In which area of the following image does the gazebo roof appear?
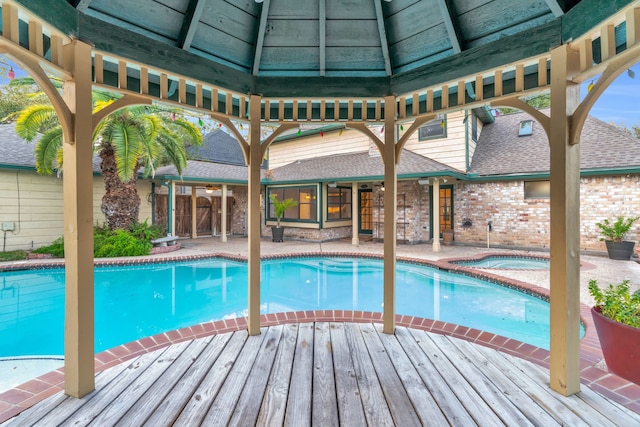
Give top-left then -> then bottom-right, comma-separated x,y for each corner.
53,0 -> 626,98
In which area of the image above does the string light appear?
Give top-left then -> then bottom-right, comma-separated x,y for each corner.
338,129 -> 343,136
171,112 -> 176,121
400,124 -> 404,131
198,118 -> 204,127
440,120 -> 445,128
217,123 -> 222,128
380,126 -> 384,133
587,81 -> 594,92
320,130 -> 324,137
628,69 -> 636,79
297,128 -> 302,136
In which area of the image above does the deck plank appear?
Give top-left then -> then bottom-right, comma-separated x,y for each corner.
3,359 -> 132,427
284,322 -> 314,426
201,329 -> 267,425
112,336 -> 212,426
473,344 -> 592,426
407,328 -> 505,426
429,333 -> 535,426
507,351 -> 640,426
394,327 -> 477,426
142,333 -> 233,427
87,341 -> 193,426
343,323 -> 394,426
172,330 -> 248,426
229,325 -> 284,426
374,325 -> 449,425
444,335 -> 561,426
34,347 -> 176,426
359,323 -> 421,426
5,322 -> 640,427
312,322 -> 339,425
329,322 -> 366,427
256,323 -> 299,426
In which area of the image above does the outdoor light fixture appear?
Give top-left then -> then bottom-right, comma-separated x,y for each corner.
0,61 -> 15,80
205,185 -> 215,194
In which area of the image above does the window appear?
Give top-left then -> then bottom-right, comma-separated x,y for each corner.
418,116 -> 447,140
268,186 -> 317,222
327,187 -> 352,220
471,114 -> 478,141
519,120 -> 533,136
524,181 -> 550,199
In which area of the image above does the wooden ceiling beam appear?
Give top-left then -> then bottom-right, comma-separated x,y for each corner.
177,0 -> 206,50
252,0 -> 271,75
374,0 -> 392,76
319,0 -> 326,76
436,0 -> 463,54
76,0 -> 93,12
544,0 -> 565,17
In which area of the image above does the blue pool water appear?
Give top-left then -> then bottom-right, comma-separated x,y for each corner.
453,256 -> 550,269
0,257 -> 568,357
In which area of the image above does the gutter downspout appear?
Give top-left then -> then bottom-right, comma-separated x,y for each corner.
465,110 -> 470,172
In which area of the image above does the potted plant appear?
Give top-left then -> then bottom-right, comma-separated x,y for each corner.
269,194 -> 298,242
596,216 -> 639,260
588,279 -> 640,384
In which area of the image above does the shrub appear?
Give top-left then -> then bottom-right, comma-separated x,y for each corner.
128,220 -> 164,242
32,237 -> 65,257
595,216 -> 639,242
94,229 -> 152,258
588,279 -> 640,328
0,250 -> 28,261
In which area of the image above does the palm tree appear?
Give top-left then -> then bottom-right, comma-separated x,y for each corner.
13,85 -> 203,230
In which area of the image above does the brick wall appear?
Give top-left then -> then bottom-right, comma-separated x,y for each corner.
454,176 -> 640,251
230,186 -> 247,236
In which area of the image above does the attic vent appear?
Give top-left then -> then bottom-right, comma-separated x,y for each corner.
519,120 -> 533,136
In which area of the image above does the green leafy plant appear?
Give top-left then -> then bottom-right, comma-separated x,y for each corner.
269,194 -> 299,227
588,279 -> 640,328
128,219 -> 164,242
94,229 -> 152,258
0,250 -> 28,261
596,216 -> 639,242
32,237 -> 65,257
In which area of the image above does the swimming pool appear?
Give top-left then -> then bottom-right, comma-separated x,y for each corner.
0,257 -> 565,357
453,256 -> 550,269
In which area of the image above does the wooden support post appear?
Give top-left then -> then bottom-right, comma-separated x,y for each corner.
432,179 -> 441,252
169,181 -> 176,237
382,95 -> 397,334
247,95 -> 262,336
62,40 -> 95,398
549,44 -> 581,396
191,186 -> 197,239
221,184 -> 228,243
352,182 -> 359,245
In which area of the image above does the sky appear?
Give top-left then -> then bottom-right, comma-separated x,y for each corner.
2,58 -> 639,131
584,64 -> 640,129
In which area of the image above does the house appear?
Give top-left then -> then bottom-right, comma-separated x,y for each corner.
3,107 -> 640,253
257,108 -> 640,251
0,125 -> 154,252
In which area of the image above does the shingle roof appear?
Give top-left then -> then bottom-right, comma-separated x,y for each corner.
187,129 -> 246,166
0,124 -> 102,172
270,149 -> 456,182
155,160 -> 248,182
469,109 -> 640,176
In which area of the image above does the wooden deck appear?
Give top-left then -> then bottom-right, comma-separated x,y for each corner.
4,322 -> 639,426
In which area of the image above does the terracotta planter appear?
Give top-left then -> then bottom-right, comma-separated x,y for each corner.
271,226 -> 284,242
591,306 -> 640,384
604,240 -> 635,260
442,229 -> 454,245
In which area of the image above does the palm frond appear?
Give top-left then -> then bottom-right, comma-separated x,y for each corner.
106,119 -> 145,182
34,127 -> 63,175
15,104 -> 59,141
168,117 -> 203,147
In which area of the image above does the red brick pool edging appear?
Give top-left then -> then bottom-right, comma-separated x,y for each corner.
0,252 -> 639,422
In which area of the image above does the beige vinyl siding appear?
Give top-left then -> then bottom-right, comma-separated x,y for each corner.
268,128 -> 370,169
0,169 -> 153,251
402,111 -> 467,171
